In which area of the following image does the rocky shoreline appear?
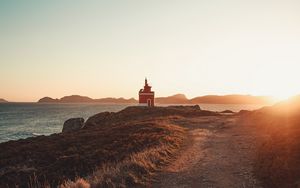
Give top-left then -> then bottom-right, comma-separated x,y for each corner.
1,99 -> 300,187
0,105 -> 218,187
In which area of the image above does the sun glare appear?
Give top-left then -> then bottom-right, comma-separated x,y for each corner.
272,91 -> 295,101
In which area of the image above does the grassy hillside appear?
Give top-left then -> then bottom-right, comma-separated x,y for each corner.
0,119 -> 185,187
0,106 -> 198,187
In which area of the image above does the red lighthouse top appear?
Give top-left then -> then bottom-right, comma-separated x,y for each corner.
139,78 -> 155,107
143,78 -> 151,92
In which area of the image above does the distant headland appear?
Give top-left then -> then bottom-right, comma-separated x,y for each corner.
38,95 -> 137,104
0,99 -> 8,103
37,94 -> 274,105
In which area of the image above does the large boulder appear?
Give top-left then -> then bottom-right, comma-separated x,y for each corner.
62,118 -> 85,132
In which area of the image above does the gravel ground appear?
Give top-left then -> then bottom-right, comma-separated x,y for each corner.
153,116 -> 263,188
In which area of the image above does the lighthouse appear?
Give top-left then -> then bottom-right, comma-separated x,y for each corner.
139,78 -> 155,107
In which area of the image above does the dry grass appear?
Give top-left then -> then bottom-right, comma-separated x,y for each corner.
0,114 -> 186,187
61,178 -> 90,188
60,123 -> 185,188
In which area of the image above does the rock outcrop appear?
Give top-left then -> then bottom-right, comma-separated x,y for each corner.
62,118 -> 85,132
85,105 -> 218,128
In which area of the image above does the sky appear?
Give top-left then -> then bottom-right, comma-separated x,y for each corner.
1,0 -> 300,102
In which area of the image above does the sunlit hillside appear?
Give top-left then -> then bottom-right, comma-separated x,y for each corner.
240,95 -> 300,188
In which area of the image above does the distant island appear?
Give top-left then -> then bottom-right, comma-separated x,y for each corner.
38,95 -> 137,104
156,94 -> 273,104
38,94 -> 274,104
189,94 -> 273,104
156,94 -> 189,104
0,99 -> 8,103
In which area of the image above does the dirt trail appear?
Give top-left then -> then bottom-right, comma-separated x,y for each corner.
153,116 -> 262,188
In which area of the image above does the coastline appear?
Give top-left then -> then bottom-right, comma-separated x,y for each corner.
0,105 -> 210,187
1,99 -> 300,187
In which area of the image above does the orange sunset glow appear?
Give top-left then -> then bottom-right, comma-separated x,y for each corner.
2,1 -> 300,188
1,1 -> 300,102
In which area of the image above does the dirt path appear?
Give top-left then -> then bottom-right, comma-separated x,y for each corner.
153,116 -> 262,188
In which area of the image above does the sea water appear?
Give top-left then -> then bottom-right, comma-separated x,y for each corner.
0,103 -> 130,143
0,103 -> 266,143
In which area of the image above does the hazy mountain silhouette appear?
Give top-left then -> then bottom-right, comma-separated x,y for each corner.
156,94 -> 189,104
94,97 -> 137,103
255,95 -> 300,116
190,95 -> 273,104
156,94 -> 273,104
38,94 -> 273,104
0,98 -> 8,103
38,95 -> 137,104
38,97 -> 59,103
60,95 -> 94,103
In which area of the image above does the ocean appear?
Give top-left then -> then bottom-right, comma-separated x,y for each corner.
0,103 -> 266,143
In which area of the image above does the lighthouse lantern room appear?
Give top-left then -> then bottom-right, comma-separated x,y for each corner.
139,78 -> 155,107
